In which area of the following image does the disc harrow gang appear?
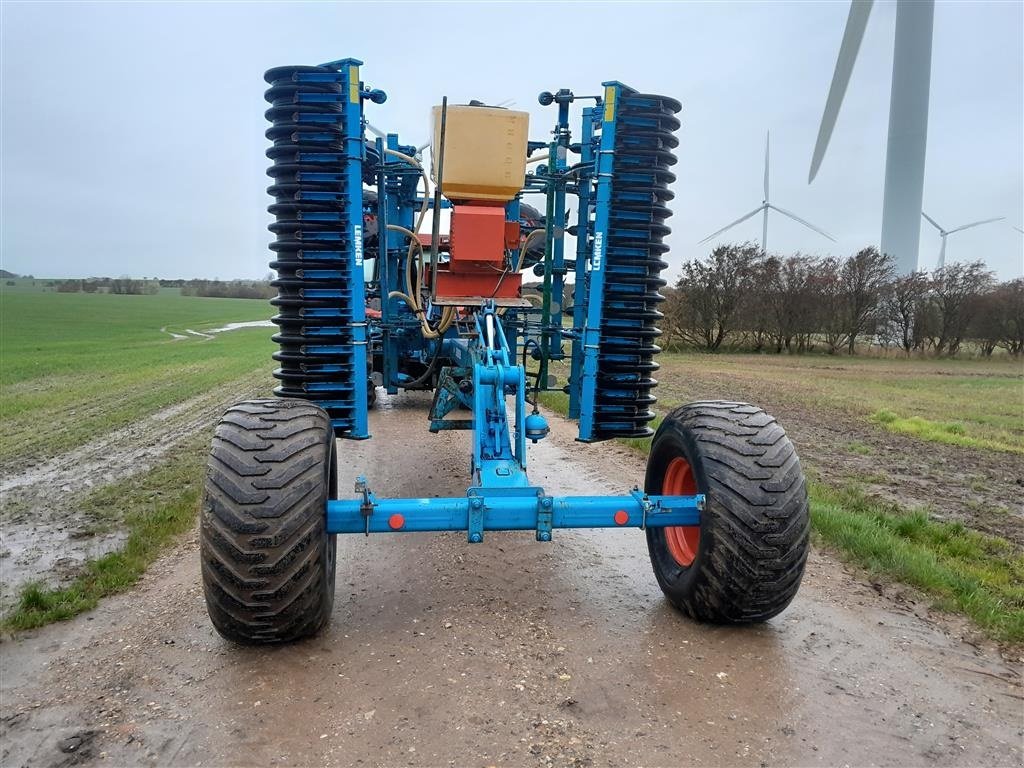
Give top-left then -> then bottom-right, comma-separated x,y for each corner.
592,93 -> 682,440
265,65 -> 362,434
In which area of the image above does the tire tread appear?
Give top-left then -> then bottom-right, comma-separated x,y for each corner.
200,399 -> 335,644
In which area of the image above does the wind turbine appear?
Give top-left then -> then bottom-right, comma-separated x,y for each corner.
699,132 -> 835,254
809,0 -> 935,275
921,212 -> 1005,269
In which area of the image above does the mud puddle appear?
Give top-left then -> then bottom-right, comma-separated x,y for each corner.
1,391 -> 1020,767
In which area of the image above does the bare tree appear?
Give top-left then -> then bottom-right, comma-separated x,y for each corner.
659,285 -> 687,350
674,243 -> 760,351
972,279 -> 1024,357
840,247 -> 894,354
930,261 -> 995,355
814,257 -> 848,354
995,279 -> 1024,357
768,254 -> 819,353
885,271 -> 930,355
739,256 -> 777,352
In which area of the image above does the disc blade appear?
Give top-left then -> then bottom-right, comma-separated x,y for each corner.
769,204 -> 837,241
809,0 -> 874,183
697,206 -> 765,244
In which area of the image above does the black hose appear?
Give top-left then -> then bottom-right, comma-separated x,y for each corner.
401,338 -> 445,390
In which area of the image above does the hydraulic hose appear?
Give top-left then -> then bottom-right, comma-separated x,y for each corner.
385,224 -> 454,339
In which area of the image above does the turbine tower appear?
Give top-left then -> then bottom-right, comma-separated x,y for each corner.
810,0 -> 935,275
921,212 -> 1005,269
700,132 -> 835,254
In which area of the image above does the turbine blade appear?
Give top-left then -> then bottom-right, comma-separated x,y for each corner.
809,0 -> 874,183
764,131 -> 770,202
697,206 -> 765,244
1012,225 -> 1024,235
768,204 -> 837,241
938,236 -> 946,268
948,216 -> 1005,234
921,211 -> 944,232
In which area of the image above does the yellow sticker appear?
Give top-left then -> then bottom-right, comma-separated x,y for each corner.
349,64 -> 360,103
603,86 -> 616,123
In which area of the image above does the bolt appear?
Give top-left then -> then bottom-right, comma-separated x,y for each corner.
470,497 -> 483,509
541,497 -> 553,509
469,533 -> 482,543
538,532 -> 551,542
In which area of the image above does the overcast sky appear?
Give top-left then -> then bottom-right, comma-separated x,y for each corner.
2,1 -> 1021,281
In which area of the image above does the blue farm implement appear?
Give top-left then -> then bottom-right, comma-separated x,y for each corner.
199,59 -> 811,644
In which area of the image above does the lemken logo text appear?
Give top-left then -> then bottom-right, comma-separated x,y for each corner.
592,231 -> 604,272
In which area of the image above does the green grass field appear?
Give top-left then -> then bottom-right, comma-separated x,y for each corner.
650,353 -> 1024,454
1,282 -> 274,466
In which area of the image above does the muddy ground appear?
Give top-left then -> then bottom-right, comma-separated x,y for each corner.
1,392 -> 1022,767
0,374 -> 268,611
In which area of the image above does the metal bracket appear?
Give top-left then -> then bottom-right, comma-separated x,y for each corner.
467,490 -> 485,543
630,487 -> 651,530
355,475 -> 376,536
536,492 -> 553,542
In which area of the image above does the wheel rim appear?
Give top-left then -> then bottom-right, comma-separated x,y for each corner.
663,456 -> 700,567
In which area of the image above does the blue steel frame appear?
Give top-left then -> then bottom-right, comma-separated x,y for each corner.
576,81 -> 631,442
311,58 -> 370,438
307,63 -> 701,542
325,301 -> 702,542
568,105 -> 596,421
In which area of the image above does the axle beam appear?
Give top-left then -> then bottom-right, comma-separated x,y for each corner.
327,491 -> 704,540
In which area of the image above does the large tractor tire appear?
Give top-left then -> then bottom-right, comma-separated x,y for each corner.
200,399 -> 337,644
645,401 -> 809,623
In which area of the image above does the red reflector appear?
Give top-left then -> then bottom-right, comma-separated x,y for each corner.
614,510 -> 629,526
388,514 -> 405,530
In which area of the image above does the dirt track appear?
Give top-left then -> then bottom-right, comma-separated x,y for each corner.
1,392 -> 1022,767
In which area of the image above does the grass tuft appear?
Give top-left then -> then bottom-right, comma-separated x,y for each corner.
869,410 -> 1020,454
810,481 -> 1024,642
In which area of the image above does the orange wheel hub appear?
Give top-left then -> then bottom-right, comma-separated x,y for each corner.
663,456 -> 700,567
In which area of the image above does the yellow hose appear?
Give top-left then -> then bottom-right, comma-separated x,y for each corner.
386,224 -> 454,338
